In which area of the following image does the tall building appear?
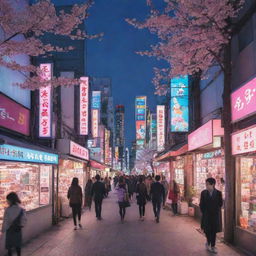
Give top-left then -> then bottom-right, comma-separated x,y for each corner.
115,105 -> 125,169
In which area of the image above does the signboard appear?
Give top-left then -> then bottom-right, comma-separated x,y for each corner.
104,129 -> 111,165
231,76 -> 256,122
92,91 -> 101,109
80,77 -> 89,135
135,96 -> 146,121
89,147 -> 102,162
70,141 -> 89,161
92,109 -> 99,138
39,63 -> 52,137
170,76 -> 189,132
157,105 -> 165,151
0,94 -> 30,135
0,144 -> 58,164
136,121 -> 146,140
188,120 -> 213,151
40,166 -> 50,205
232,125 -> 256,155
150,113 -> 157,140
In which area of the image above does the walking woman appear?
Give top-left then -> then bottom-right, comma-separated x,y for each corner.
115,177 -> 129,223
136,176 -> 148,221
84,179 -> 93,210
1,192 -> 27,256
67,177 -> 83,230
168,180 -> 180,216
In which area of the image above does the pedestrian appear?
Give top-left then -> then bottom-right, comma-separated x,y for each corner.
150,175 -> 165,223
67,177 -> 83,230
115,176 -> 129,223
145,175 -> 153,200
84,179 -> 93,210
200,178 -> 223,254
161,176 -> 169,209
1,192 -> 27,256
104,177 -> 110,197
136,176 -> 148,221
91,174 -> 106,220
168,180 -> 180,216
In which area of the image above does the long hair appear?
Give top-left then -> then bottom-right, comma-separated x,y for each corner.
7,192 -> 21,206
71,177 -> 79,186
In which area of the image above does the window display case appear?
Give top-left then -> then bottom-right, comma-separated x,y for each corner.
193,150 -> 225,205
237,157 -> 256,233
0,162 -> 52,227
174,157 -> 185,197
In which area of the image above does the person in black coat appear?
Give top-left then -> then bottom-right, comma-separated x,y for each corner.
136,176 -> 148,221
200,177 -> 223,254
150,175 -> 165,223
91,174 -> 106,220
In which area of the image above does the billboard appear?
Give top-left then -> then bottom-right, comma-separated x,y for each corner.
104,129 -> 111,165
0,93 -> 30,136
39,63 -> 52,138
135,96 -> 146,121
170,76 -> 189,132
136,121 -> 146,140
92,91 -> 101,109
157,105 -> 165,151
92,109 -> 99,138
231,76 -> 256,122
150,113 -> 157,140
80,77 -> 89,135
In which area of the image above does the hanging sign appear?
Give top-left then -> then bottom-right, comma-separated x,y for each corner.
80,77 -> 89,135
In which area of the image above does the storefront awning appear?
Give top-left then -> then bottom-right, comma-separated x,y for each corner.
90,160 -> 108,170
155,143 -> 188,162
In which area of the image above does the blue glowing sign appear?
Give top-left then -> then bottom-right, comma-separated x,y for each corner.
170,76 -> 189,132
0,144 -> 58,164
92,91 -> 101,109
136,96 -> 146,121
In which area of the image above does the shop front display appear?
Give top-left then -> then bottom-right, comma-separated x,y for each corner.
58,159 -> 86,217
192,149 -> 225,205
173,157 -> 185,197
0,143 -> 58,228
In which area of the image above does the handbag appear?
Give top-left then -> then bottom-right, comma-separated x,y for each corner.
123,200 -> 131,208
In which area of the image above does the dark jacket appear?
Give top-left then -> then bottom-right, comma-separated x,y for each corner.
67,185 -> 83,206
150,182 -> 165,202
200,189 -> 223,233
136,182 -> 148,205
91,181 -> 106,201
85,181 -> 93,197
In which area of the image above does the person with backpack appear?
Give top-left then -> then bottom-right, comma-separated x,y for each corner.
136,176 -> 148,221
1,192 -> 27,256
67,177 -> 83,230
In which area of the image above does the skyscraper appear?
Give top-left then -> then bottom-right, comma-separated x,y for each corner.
115,105 -> 125,169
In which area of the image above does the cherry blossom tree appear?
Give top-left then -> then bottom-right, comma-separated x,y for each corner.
127,0 -> 247,243
0,0 -> 101,89
135,148 -> 157,174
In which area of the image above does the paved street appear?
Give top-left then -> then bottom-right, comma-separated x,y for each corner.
20,192 -> 245,256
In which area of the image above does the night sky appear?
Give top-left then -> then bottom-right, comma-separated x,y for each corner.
53,0 -> 166,148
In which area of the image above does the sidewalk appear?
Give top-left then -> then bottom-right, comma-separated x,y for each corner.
17,193 -> 246,256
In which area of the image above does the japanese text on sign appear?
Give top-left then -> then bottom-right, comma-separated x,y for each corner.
39,63 -> 52,137
157,105 -> 165,151
80,77 -> 89,135
231,77 -> 256,122
232,125 -> 256,155
92,109 -> 99,138
70,141 -> 89,161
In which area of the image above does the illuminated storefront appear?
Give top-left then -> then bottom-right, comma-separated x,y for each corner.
0,144 -> 58,228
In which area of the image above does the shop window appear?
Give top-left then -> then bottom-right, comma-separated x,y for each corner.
192,150 -> 225,205
237,157 -> 256,233
0,162 -> 52,227
238,19 -> 253,52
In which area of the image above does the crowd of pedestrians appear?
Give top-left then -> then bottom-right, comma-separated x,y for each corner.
0,173 -> 223,255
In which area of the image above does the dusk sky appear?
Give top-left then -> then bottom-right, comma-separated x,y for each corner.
53,0 -> 166,148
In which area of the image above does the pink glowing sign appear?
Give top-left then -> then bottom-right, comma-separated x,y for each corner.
0,94 -> 30,136
231,77 -> 256,122
188,120 -> 213,151
80,77 -> 89,135
92,109 -> 99,138
39,63 -> 52,137
232,125 -> 256,155
70,141 -> 89,161
157,105 -> 165,151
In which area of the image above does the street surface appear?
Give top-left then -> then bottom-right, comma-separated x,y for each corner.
21,192 -> 245,256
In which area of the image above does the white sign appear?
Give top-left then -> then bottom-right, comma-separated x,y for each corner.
70,141 -> 89,161
80,77 -> 89,135
232,125 -> 256,155
157,105 -> 165,151
92,109 -> 99,138
39,63 -> 52,137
